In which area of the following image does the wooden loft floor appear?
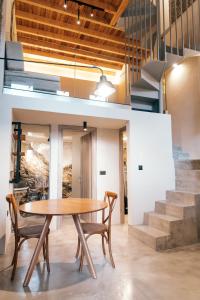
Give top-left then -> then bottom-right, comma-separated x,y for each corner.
14,0 -> 146,74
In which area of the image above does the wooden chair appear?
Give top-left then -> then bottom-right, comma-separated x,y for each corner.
76,191 -> 118,271
6,194 -> 50,280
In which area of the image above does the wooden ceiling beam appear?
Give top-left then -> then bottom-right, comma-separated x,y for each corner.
16,0 -> 122,31
110,0 -> 129,26
19,36 -> 125,64
17,25 -> 146,58
16,25 -> 126,56
23,48 -> 123,70
15,10 -> 126,46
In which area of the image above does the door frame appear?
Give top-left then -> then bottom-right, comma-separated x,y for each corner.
58,125 -> 97,201
119,126 -> 127,224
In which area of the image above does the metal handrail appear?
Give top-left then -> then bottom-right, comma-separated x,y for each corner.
126,0 -> 200,86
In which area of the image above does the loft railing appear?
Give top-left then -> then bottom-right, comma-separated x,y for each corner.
126,0 -> 200,85
1,56 -> 130,107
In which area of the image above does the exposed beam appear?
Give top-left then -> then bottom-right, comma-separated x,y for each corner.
110,0 -> 129,26
15,10 -> 126,46
16,25 -> 126,56
19,36 -> 125,64
23,48 -> 122,70
17,0 -> 121,31
17,25 -> 146,59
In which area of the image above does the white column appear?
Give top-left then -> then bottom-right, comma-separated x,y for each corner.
0,103 -> 12,254
49,124 -> 61,230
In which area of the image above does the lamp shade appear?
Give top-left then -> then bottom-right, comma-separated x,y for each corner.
94,75 -> 116,98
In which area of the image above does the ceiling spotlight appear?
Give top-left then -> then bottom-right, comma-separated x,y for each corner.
77,6 -> 80,25
83,121 -> 88,132
63,0 -> 67,9
90,9 -> 94,17
94,75 -> 116,98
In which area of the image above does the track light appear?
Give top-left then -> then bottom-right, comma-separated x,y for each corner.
77,6 -> 80,25
83,121 -> 88,132
63,0 -> 67,9
90,9 -> 94,17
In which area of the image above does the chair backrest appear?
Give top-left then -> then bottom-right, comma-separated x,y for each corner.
6,194 -> 19,235
5,41 -> 24,71
102,191 -> 118,230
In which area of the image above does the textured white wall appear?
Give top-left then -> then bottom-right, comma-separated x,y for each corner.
0,92 -> 175,252
127,112 -> 175,225
96,128 -> 120,224
0,103 -> 12,253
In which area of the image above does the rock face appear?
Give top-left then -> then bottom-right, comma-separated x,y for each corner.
62,164 -> 72,198
14,146 -> 49,204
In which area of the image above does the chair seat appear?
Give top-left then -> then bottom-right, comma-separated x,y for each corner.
19,224 -> 44,237
81,223 -> 107,235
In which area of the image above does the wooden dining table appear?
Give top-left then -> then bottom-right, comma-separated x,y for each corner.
19,198 -> 107,287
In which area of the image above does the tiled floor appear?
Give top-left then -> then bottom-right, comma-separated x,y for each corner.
0,217 -> 200,300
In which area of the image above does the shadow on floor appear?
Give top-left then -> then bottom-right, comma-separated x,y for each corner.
0,261 -> 105,293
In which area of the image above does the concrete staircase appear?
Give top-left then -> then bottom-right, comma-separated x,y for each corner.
130,159 -> 200,250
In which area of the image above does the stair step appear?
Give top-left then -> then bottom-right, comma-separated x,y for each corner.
175,160 -> 200,170
176,169 -> 200,180
144,212 -> 198,247
176,180 -> 200,193
166,190 -> 200,205
144,212 -> 183,233
155,200 -> 196,219
129,225 -> 169,250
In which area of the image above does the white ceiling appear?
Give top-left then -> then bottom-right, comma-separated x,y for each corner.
13,109 -> 127,129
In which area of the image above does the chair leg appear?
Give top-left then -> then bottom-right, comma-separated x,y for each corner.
11,237 -> 19,280
43,242 -> 46,261
102,234 -> 106,256
108,233 -> 115,268
75,237 -> 81,259
45,235 -> 50,273
79,247 -> 84,272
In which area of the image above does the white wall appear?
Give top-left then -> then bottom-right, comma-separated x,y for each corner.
96,128 -> 120,224
0,92 -> 175,253
0,103 -> 12,253
127,112 -> 175,225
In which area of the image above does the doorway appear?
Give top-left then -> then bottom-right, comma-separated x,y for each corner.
119,127 -> 128,224
62,127 -> 94,200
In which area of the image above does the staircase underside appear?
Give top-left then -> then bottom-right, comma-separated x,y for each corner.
131,51 -> 185,112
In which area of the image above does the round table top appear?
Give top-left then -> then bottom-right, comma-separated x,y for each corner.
19,198 -> 107,216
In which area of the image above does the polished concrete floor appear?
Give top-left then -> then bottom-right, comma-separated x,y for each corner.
0,217 -> 200,300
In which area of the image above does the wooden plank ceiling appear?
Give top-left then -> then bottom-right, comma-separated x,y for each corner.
15,0 -> 139,73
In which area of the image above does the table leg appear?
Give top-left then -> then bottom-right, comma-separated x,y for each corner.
72,214 -> 97,279
23,215 -> 52,287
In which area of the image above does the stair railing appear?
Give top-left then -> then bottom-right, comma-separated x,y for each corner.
126,0 -> 200,85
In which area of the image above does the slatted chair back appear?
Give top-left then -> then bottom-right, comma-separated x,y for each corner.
6,194 -> 19,235
102,191 -> 118,231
